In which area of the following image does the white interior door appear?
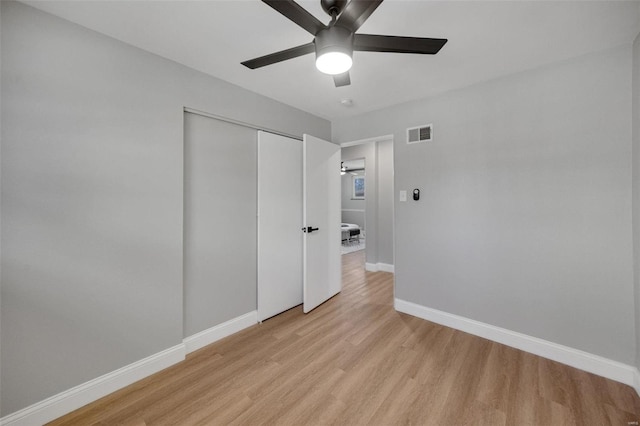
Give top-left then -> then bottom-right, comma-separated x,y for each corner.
303,134 -> 341,313
257,131 -> 303,322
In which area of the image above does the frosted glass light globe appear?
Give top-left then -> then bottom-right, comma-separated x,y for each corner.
315,51 -> 352,75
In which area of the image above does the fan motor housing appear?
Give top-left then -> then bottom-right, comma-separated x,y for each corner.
321,0 -> 348,17
315,26 -> 354,58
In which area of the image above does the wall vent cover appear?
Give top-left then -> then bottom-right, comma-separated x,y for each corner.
407,124 -> 432,144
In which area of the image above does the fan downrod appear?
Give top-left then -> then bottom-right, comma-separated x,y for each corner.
321,0 -> 347,18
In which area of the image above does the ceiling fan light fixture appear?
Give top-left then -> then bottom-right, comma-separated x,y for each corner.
314,26 -> 353,75
242,0 -> 448,88
316,51 -> 352,75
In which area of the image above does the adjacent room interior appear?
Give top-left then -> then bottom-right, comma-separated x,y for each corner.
2,0 -> 640,424
340,158 -> 366,255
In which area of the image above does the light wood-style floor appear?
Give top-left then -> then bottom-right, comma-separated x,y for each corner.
50,250 -> 640,425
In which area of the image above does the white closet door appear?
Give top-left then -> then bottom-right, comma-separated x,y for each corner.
257,131 -> 302,321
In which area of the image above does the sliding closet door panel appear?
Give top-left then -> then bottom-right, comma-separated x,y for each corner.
184,112 -> 257,337
257,131 -> 302,322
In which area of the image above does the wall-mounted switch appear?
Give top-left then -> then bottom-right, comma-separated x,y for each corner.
399,190 -> 407,202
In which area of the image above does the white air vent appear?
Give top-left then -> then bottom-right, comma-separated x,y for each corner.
407,124 -> 432,144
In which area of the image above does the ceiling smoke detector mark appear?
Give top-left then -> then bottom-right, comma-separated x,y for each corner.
340,98 -> 354,107
407,124 -> 432,144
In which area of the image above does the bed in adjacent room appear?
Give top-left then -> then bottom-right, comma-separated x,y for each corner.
341,223 -> 361,244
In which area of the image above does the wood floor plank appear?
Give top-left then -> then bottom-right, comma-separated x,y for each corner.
49,250 -> 640,425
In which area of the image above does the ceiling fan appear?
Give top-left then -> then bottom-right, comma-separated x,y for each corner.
341,162 -> 364,175
241,0 -> 448,87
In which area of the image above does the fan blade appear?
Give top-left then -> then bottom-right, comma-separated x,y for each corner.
333,72 -> 351,87
242,42 -> 315,69
335,0 -> 383,33
354,34 -> 447,54
263,0 -> 325,36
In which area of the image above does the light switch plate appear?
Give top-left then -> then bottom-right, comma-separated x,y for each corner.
399,190 -> 407,202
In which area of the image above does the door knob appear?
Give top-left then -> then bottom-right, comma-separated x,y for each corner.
302,226 -> 319,233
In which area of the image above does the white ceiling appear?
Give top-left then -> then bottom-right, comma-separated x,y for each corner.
24,0 -> 640,121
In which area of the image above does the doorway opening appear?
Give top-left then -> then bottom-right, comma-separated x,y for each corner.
340,136 -> 394,274
341,158 -> 366,255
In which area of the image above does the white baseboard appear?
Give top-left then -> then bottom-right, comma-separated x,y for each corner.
377,263 -> 394,273
0,344 -> 186,426
183,311 -> 258,354
394,298 -> 638,389
1,310 -> 259,426
365,262 -> 394,273
634,368 -> 640,397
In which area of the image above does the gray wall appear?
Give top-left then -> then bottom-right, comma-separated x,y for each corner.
183,113 -> 257,337
333,46 -> 635,364
376,140 -> 394,266
341,210 -> 365,232
0,2 -> 3,417
0,1 -> 329,416
633,30 -> 640,370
